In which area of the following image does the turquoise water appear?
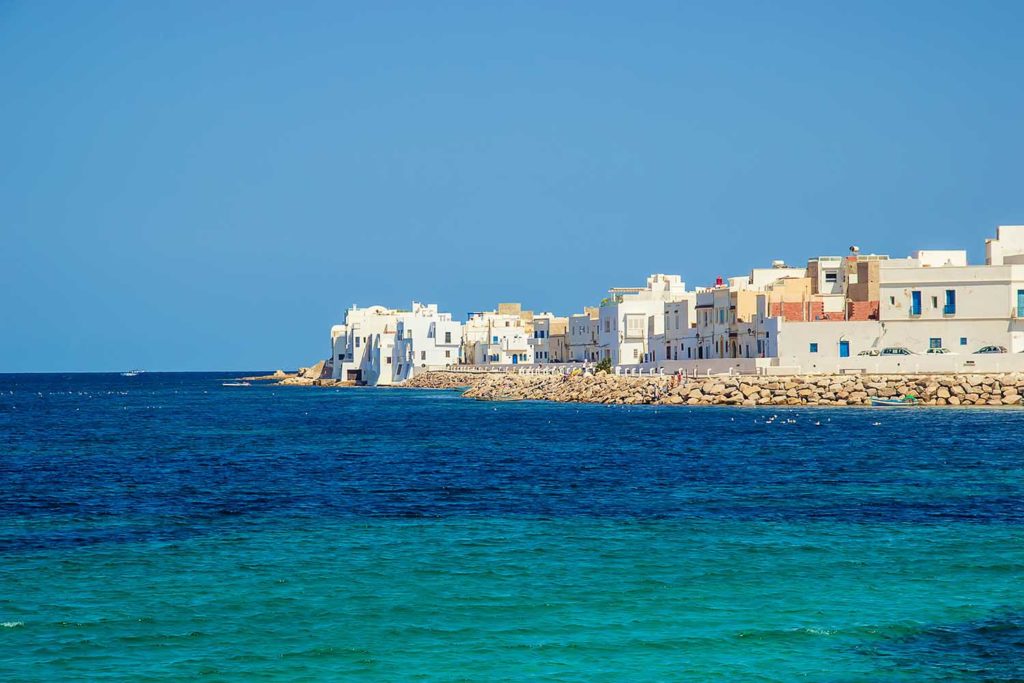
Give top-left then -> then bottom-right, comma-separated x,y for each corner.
2,373 -> 1023,680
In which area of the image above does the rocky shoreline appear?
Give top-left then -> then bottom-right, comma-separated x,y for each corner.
402,371 -> 488,390
405,370 -> 1024,407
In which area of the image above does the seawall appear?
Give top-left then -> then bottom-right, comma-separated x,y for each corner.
406,370 -> 1024,407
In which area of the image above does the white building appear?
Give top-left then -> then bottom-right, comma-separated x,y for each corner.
568,308 -> 599,362
331,305 -> 398,385
331,302 -> 461,385
463,310 -> 535,365
392,305 -> 463,382
598,274 -> 691,365
877,244 -> 1024,353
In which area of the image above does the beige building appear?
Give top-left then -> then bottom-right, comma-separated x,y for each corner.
530,313 -> 569,363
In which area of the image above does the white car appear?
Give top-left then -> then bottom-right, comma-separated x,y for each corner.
926,348 -> 953,354
974,345 -> 1007,354
880,346 -> 915,356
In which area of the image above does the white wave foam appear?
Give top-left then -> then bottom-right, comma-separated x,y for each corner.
1,621 -> 24,628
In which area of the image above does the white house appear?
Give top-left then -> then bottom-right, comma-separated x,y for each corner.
463,310 -> 535,365
392,304 -> 463,382
877,246 -> 1024,353
568,308 -> 599,362
332,302 -> 461,385
331,305 -> 399,385
598,274 -> 692,365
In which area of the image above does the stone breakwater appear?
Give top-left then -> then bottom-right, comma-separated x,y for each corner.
403,371 -> 486,390
409,370 -> 1024,407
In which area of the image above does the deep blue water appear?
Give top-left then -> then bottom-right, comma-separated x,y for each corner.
1,372 -> 1023,680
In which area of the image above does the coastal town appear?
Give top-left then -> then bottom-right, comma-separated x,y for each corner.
317,224 -> 1024,391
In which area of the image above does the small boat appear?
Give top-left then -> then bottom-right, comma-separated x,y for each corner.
222,382 -> 251,387
871,395 -> 920,407
121,369 -> 145,377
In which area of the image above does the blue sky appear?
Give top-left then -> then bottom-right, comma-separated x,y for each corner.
2,1 -> 1022,372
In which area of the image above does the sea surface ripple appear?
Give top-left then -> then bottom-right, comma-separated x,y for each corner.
1,372 -> 1022,681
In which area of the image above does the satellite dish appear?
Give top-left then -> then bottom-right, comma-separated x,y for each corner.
849,245 -> 860,253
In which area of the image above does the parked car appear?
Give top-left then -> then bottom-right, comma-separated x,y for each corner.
880,346 -> 914,356
857,349 -> 879,356
926,348 -> 953,354
974,345 -> 1007,354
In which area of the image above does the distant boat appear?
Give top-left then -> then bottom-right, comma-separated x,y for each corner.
222,382 -> 251,387
871,396 -> 920,407
121,370 -> 145,377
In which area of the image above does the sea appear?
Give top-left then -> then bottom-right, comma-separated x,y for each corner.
1,372 -> 1023,681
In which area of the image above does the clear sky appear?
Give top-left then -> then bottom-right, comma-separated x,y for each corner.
2,1 -> 1022,372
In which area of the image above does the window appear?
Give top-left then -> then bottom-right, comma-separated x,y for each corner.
445,350 -> 451,358
889,296 -> 895,305
633,348 -> 639,359
337,353 -> 344,360
445,331 -> 451,343
385,356 -> 391,364
355,337 -> 361,347
911,291 -> 922,316
944,290 -> 956,315
960,337 -> 968,346
825,272 -> 838,283
809,343 -> 819,353
420,351 -> 426,360
492,336 -> 498,343
718,309 -> 725,324
1018,290 -> 1024,318
929,338 -> 942,349
931,296 -> 938,309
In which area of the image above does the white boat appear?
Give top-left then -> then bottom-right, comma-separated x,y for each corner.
121,369 -> 145,377
222,382 -> 251,387
870,396 -> 920,407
